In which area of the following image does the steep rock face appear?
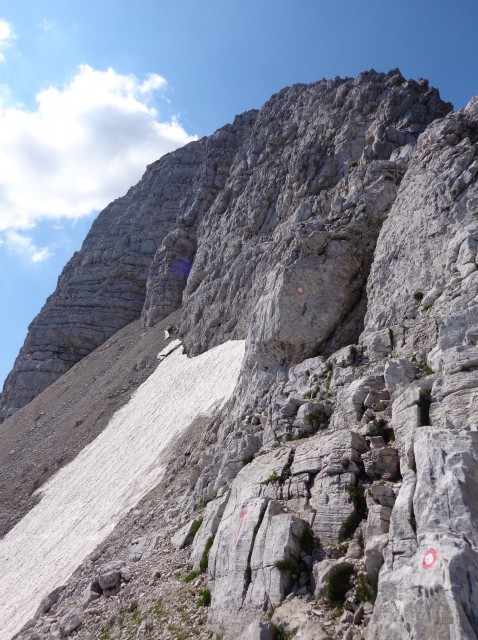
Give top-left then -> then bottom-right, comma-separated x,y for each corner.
4,71 -> 478,640
178,70 -> 450,369
0,115 -> 253,421
0,69 -> 450,423
363,98 -> 478,639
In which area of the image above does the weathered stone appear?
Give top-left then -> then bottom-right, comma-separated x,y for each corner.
34,585 -> 65,619
368,428 -> 478,639
240,620 -> 275,640
171,518 -> 200,550
364,505 -> 392,583
59,610 -> 82,637
312,559 -> 354,598
190,493 -> 229,570
81,582 -> 102,608
271,599 -> 331,640
97,564 -> 121,591
244,501 -> 307,609
362,447 -> 400,481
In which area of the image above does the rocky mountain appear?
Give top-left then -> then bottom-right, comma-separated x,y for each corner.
1,69 -> 477,640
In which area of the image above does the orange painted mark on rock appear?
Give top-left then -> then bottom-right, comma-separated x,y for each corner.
235,508 -> 249,544
422,548 -> 437,570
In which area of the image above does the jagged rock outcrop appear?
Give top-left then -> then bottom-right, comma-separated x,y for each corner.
2,71 -> 478,640
0,68 -> 450,422
363,96 -> 478,640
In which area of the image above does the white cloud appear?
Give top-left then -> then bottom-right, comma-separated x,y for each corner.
0,64 -> 196,235
139,73 -> 167,94
39,19 -> 53,32
1,231 -> 52,262
0,19 -> 16,60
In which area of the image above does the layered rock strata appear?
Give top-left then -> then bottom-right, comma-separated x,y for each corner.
0,69 -> 450,422
2,72 -> 478,640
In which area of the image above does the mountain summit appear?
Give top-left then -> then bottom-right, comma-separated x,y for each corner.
1,70 -> 477,640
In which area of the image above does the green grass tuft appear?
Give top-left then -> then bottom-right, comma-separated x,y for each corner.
327,564 -> 354,604
197,588 -> 211,607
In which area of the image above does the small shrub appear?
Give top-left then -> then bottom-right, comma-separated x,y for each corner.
347,484 -> 368,521
242,455 -> 254,466
327,564 -> 354,604
413,291 -> 424,301
339,514 -> 359,542
128,600 -> 138,612
282,467 -> 291,481
151,600 -> 166,619
190,517 -> 204,538
274,557 -> 297,571
423,302 -> 434,311
303,390 -> 312,399
408,515 -> 417,533
304,369 -> 311,378
199,534 -> 215,573
267,470 -> 280,485
422,364 -> 435,376
99,624 -> 112,640
197,588 -> 211,607
300,523 -> 315,553
273,624 -> 296,640
339,484 -> 367,541
184,570 -> 199,583
382,427 -> 395,444
325,368 -> 333,390
355,574 -> 376,604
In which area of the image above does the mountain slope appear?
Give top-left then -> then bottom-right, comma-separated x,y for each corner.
2,72 -> 478,640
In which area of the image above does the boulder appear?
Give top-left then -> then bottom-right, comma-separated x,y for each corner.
244,501 -> 307,609
240,620 -> 275,640
171,519 -> 200,550
190,492 -> 229,570
97,563 -> 121,591
271,598 -> 331,640
59,609 -> 82,637
312,559 -> 354,598
362,447 -> 400,481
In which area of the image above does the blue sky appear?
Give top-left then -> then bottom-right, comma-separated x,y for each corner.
0,0 -> 477,388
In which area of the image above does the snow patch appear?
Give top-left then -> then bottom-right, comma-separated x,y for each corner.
0,340 -> 245,639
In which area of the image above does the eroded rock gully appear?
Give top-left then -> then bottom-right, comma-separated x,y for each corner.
2,71 -> 478,640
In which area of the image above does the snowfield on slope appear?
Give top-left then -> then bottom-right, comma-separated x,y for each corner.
0,339 -> 245,639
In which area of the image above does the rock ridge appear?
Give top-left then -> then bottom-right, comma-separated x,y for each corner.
0,68 -> 451,422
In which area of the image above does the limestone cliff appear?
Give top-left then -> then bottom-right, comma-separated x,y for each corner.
0,69 -> 449,421
1,70 -> 478,640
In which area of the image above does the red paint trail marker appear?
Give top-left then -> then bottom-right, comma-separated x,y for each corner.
235,508 -> 249,544
422,548 -> 437,570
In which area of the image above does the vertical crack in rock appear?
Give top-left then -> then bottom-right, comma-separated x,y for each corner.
241,501 -> 268,604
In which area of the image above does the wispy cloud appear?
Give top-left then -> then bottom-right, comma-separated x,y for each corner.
0,19 -> 16,62
39,18 -> 53,32
0,64 -> 196,236
1,231 -> 52,262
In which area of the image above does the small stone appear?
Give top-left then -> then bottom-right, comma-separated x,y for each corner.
97,564 -> 121,590
59,610 -> 82,637
353,604 -> 364,625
